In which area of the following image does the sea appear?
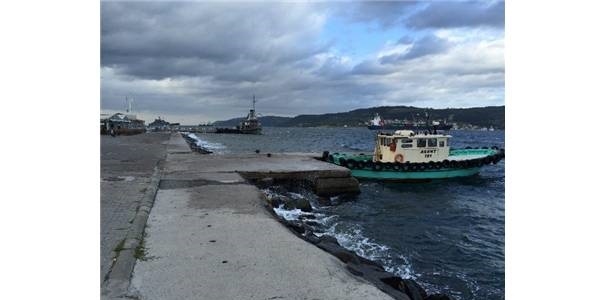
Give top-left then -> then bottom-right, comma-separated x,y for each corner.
190,127 -> 505,300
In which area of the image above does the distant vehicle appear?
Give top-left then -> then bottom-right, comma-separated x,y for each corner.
323,129 -> 504,181
367,113 -> 452,131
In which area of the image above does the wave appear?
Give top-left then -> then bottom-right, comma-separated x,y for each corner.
263,186 -> 417,280
186,133 -> 227,152
321,223 -> 417,280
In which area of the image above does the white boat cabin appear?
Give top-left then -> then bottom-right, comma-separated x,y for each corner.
374,130 -> 451,163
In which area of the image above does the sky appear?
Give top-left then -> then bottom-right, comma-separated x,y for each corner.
101,1 -> 504,124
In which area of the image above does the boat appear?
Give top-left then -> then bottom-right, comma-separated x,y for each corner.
238,95 -> 262,134
322,130 -> 504,181
215,96 -> 262,134
367,113 -> 453,131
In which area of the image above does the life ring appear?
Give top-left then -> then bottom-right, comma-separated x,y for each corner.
394,154 -> 404,163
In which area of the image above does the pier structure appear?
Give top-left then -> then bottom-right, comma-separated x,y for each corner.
101,133 -> 393,299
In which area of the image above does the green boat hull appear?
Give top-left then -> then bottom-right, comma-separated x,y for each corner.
349,167 -> 481,180
324,148 -> 504,181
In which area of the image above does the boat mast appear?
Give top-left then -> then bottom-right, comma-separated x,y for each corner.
125,96 -> 133,113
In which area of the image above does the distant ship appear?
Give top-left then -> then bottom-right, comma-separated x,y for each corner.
216,96 -> 262,134
367,113 -> 452,131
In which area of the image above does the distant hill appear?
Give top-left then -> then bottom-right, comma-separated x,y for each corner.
213,106 -> 504,129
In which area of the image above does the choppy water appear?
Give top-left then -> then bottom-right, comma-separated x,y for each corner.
192,127 -> 505,300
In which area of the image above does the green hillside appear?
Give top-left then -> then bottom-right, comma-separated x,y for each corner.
213,105 -> 505,129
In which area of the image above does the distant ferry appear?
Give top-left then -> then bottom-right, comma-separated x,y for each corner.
367,113 -> 452,131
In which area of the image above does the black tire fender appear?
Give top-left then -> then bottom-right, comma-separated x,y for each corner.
346,159 -> 356,169
357,161 -> 366,169
373,162 -> 384,171
339,157 -> 347,167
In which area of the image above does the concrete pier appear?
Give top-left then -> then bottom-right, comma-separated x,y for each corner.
101,133 -> 391,299
101,133 -> 170,285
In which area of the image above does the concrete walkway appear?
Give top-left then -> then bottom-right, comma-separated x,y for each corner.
100,133 -> 170,284
127,133 -> 393,299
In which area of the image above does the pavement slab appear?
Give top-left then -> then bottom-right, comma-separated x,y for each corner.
130,182 -> 393,300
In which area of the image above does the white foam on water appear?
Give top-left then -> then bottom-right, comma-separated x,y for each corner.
186,133 -> 226,151
262,187 -> 418,280
323,223 -> 417,280
272,205 -> 313,221
261,189 -> 277,201
287,192 -> 305,200
312,214 -> 337,225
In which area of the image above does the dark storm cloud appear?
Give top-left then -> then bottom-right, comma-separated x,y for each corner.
101,1 -> 504,122
379,35 -> 451,64
101,1 -> 328,80
407,1 -> 504,29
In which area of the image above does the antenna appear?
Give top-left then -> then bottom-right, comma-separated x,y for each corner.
252,94 -> 256,111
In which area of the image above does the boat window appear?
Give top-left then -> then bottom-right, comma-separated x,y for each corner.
428,138 -> 437,147
417,139 -> 426,147
401,139 -> 413,143
439,140 -> 445,147
401,144 -> 413,148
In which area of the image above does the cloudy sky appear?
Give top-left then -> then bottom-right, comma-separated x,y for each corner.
101,1 -> 504,124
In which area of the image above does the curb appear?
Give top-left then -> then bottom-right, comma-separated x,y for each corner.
102,165 -> 162,299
